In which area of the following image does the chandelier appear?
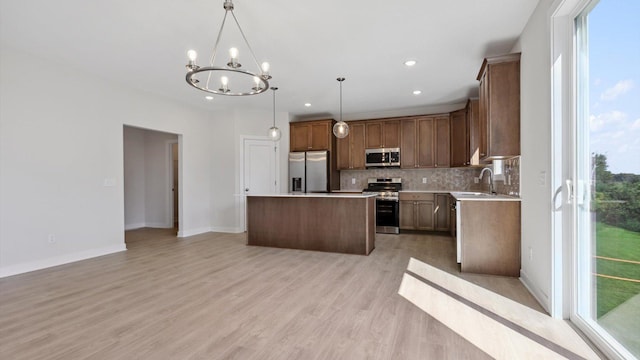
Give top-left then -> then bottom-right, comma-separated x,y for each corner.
185,0 -> 271,96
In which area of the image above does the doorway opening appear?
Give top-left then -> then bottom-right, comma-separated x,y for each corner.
123,125 -> 181,241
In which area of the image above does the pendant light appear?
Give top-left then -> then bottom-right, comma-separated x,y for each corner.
268,87 -> 281,141
333,77 -> 349,138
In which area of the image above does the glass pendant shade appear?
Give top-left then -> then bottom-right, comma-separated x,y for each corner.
268,126 -> 282,141
333,121 -> 349,138
268,87 -> 281,141
333,77 -> 349,138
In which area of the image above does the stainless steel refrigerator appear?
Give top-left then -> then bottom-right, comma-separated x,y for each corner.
289,151 -> 329,193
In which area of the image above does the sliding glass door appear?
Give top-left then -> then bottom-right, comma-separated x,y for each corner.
572,1 -> 640,358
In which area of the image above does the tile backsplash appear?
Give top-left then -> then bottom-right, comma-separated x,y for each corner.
340,156 -> 520,196
340,167 -> 484,191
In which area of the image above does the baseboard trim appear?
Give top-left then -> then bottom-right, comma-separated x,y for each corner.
210,226 -> 244,234
520,269 -> 551,314
177,227 -> 212,238
125,223 -> 146,230
0,244 -> 127,278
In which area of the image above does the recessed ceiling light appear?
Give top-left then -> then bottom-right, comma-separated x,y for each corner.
404,60 -> 417,67
304,103 -> 311,107
205,95 -> 214,101
413,90 -> 422,95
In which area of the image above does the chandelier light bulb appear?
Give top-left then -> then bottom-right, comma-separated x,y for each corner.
187,49 -> 198,61
229,47 -> 239,60
261,62 -> 270,72
221,76 -> 229,86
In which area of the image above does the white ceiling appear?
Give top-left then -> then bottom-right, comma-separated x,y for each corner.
0,0 -> 539,121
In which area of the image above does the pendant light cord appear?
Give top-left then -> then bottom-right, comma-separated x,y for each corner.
271,87 -> 278,127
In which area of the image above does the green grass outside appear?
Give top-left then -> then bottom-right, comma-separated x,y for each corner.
596,222 -> 640,318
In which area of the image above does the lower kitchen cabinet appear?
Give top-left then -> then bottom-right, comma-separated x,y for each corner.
399,192 -> 450,232
434,194 -> 450,231
458,200 -> 520,276
400,192 -> 434,231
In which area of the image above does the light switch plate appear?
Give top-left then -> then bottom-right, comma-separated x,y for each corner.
422,177 -> 427,184
351,178 -> 356,185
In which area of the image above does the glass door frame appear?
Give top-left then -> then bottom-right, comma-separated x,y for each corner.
552,0 -> 636,358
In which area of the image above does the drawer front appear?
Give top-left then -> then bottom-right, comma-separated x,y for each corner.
399,192 -> 435,201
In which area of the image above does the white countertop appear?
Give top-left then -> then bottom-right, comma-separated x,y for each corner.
396,190 -> 521,201
246,193 -> 377,199
449,192 -> 521,201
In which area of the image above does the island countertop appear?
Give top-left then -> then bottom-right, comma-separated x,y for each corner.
246,193 -> 376,199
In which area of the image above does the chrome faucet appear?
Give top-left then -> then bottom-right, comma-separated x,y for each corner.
479,167 -> 495,194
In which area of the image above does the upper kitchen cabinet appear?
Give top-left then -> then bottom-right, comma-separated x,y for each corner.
337,122 -> 366,170
365,120 -> 400,149
450,108 -> 468,167
401,116 -> 450,169
290,119 -> 335,151
466,99 -> 481,166
477,53 -> 521,160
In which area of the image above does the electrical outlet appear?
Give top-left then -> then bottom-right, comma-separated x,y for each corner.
507,175 -> 512,185
538,171 -> 546,186
47,234 -> 56,244
474,177 -> 479,184
528,247 -> 533,261
351,178 -> 356,185
422,177 -> 427,184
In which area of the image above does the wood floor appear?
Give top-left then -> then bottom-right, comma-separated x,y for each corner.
0,229 -> 543,359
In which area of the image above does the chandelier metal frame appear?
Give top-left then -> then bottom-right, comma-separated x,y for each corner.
185,0 -> 271,96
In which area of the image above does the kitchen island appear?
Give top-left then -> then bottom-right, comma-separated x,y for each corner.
246,193 -> 376,255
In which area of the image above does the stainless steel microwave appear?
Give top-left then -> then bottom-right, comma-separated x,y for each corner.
365,148 -> 400,168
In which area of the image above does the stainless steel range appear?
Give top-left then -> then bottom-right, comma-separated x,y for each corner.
363,178 -> 402,234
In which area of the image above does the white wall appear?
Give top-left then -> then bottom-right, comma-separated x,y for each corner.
512,0 -> 555,312
0,44 -> 214,276
209,109 -> 290,233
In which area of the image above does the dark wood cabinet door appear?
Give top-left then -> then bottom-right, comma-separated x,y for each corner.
400,119 -> 417,168
291,124 -> 310,151
434,194 -> 450,231
351,123 -> 366,169
383,120 -> 400,148
417,117 -> 435,168
487,60 -> 520,158
416,201 -> 435,230
336,134 -> 350,170
450,109 -> 468,167
399,201 -> 415,230
435,116 -> 450,168
310,122 -> 330,150
478,74 -> 488,160
365,122 -> 382,148
467,99 -> 481,166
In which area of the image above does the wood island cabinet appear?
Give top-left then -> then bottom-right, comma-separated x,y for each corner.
290,119 -> 335,152
477,53 -> 521,160
365,120 -> 400,149
337,122 -> 366,170
401,116 -> 450,169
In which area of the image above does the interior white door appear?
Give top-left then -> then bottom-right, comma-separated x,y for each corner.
240,138 -> 279,231
243,139 -> 278,195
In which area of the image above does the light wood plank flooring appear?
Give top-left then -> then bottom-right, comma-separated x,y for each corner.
0,229 -> 543,359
